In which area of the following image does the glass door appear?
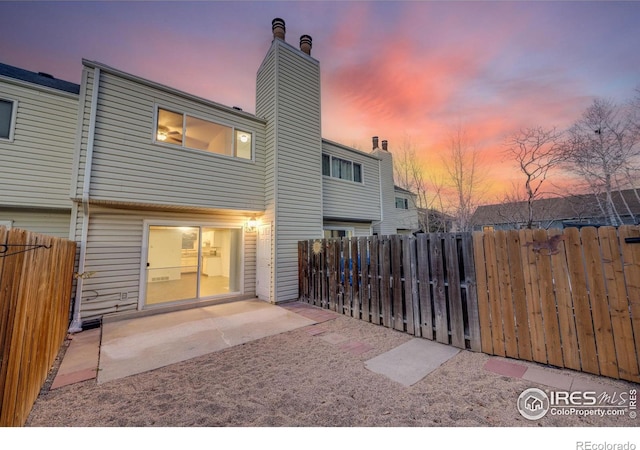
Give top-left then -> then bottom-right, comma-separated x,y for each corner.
145,226 -> 199,305
145,225 -> 242,306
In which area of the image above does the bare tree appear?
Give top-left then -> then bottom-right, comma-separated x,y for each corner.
393,135 -> 447,231
503,126 -> 564,229
442,124 -> 487,232
560,98 -> 640,225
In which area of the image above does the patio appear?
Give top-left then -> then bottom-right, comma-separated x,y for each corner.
26,300 -> 638,427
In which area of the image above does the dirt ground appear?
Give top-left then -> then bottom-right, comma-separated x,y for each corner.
26,312 -> 639,428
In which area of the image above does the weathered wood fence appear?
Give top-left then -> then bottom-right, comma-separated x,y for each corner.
298,233 -> 481,351
0,227 -> 76,427
298,226 -> 640,383
474,226 -> 640,384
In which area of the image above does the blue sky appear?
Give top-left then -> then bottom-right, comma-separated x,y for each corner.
1,1 -> 639,197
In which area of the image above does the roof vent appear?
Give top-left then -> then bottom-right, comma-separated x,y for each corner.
232,106 -> 243,111
272,18 -> 286,40
382,140 -> 388,151
38,72 -> 54,79
372,136 -> 379,149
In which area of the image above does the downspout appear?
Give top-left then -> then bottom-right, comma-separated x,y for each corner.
69,67 -> 100,333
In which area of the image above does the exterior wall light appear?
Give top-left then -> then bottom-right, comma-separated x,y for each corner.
246,216 -> 258,232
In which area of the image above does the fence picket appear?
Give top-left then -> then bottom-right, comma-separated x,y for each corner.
445,234 -> 465,349
472,232 -> 494,354
380,237 -> 392,327
495,231 -> 518,358
370,235 -> 380,325
417,234 -> 433,340
548,229 -> 580,371
505,230 -> 532,361
430,234 -> 449,344
533,228 -> 564,368
599,227 -> 638,381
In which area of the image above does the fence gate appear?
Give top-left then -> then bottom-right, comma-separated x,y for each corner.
298,233 -> 481,351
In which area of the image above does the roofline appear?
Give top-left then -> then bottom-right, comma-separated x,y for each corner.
0,74 -> 79,100
321,138 -> 381,160
82,59 -> 266,124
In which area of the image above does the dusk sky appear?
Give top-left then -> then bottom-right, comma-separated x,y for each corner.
2,1 -> 639,201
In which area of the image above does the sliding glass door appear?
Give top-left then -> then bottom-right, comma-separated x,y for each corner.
145,225 -> 241,306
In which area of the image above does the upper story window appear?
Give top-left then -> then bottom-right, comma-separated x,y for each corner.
322,154 -> 362,183
0,98 -> 17,141
155,107 -> 253,160
395,197 -> 409,209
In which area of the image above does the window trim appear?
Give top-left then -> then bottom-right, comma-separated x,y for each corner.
395,197 -> 409,210
0,98 -> 18,142
153,105 -> 254,162
321,153 -> 363,184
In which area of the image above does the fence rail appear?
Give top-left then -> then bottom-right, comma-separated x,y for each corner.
298,233 -> 481,351
0,227 -> 76,427
299,225 -> 640,384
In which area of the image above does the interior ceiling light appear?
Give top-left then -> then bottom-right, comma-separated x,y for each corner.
239,134 -> 249,143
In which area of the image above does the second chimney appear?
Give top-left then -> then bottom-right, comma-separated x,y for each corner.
300,35 -> 312,55
272,18 -> 286,40
372,136 -> 379,149
382,140 -> 388,151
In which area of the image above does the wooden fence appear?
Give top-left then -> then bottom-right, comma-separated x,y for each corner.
474,226 -> 640,384
298,234 -> 481,351
0,227 -> 76,427
299,225 -> 640,383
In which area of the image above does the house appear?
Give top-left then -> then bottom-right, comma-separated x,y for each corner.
0,63 -> 79,237
471,189 -> 640,231
0,18 -> 418,330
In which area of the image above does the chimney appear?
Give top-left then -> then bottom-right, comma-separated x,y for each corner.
382,140 -> 388,151
300,35 -> 312,55
272,18 -> 286,40
372,136 -> 379,149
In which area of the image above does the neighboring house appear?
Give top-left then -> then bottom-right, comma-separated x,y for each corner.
0,18 -> 418,329
471,189 -> 640,231
0,63 -> 80,237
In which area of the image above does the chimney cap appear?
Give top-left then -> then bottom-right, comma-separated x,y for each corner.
300,35 -> 312,55
272,18 -> 286,40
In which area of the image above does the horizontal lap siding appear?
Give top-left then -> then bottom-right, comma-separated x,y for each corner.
0,80 -> 77,208
273,47 -> 323,300
0,209 -> 71,238
80,70 -> 266,211
78,208 -> 256,322
322,141 -> 381,221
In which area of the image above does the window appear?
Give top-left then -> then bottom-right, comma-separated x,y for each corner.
321,153 -> 363,183
155,107 -> 253,160
395,197 -> 409,209
323,229 -> 353,238
0,99 -> 17,141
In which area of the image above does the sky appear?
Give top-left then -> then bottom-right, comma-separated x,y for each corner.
1,0 -> 639,202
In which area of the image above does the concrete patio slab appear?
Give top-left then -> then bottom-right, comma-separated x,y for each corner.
51,328 -> 101,389
98,299 -> 315,384
523,366 -> 574,390
364,338 -> 460,386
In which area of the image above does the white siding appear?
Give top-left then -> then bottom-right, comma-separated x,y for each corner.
0,78 -> 77,209
75,206 -> 256,322
322,141 -> 381,221
256,40 -> 323,302
393,189 -> 419,232
75,65 -> 266,211
0,208 -> 71,238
